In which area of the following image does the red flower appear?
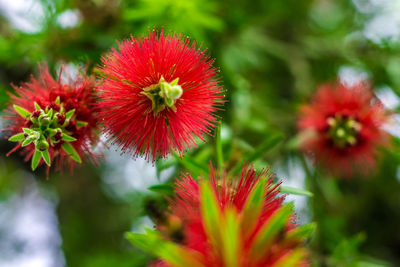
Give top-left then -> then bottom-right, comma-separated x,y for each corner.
298,81 -> 390,176
96,30 -> 224,161
4,64 -> 99,174
128,165 -> 312,267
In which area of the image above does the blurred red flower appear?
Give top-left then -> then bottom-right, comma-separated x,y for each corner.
298,81 -> 390,177
4,64 -> 99,174
129,165 -> 312,267
96,30 -> 224,161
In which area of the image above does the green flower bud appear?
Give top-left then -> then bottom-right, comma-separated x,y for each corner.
40,115 -> 51,127
36,138 -> 49,151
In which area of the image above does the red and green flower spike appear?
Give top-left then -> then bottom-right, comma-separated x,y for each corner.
127,165 -> 314,266
8,97 -> 84,170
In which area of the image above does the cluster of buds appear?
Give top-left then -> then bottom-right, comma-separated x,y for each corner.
141,77 -> 183,115
8,97 -> 86,170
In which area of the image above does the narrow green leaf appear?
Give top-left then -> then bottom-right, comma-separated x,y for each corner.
222,209 -> 240,267
231,133 -> 284,174
170,77 -> 179,86
34,102 -> 41,110
8,133 -> 25,142
241,178 -> 268,238
76,120 -> 88,127
61,133 -> 77,142
22,138 -> 33,147
65,109 -> 75,120
62,142 -> 82,163
200,182 -> 222,253
126,230 -> 204,267
55,96 -> 60,105
174,153 -> 208,177
148,183 -> 174,195
155,157 -> 177,179
13,105 -> 31,119
41,150 -> 51,166
270,248 -> 307,267
251,203 -> 294,258
215,123 -> 224,170
47,108 -> 54,119
125,230 -> 160,253
22,128 -> 33,134
280,186 -> 314,197
285,222 -> 316,242
31,150 -> 42,171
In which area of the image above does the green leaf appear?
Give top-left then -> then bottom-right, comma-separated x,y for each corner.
126,230 -> 204,267
241,178 -> 269,238
285,222 -> 316,242
13,105 -> 31,119
62,142 -> 82,163
215,123 -> 224,170
270,248 -> 307,267
148,183 -> 174,195
231,133 -> 284,174
250,203 -> 294,258
47,108 -> 53,119
41,150 -> 51,166
200,181 -> 222,253
22,138 -> 34,147
222,209 -> 240,267
280,186 -> 314,197
55,96 -> 60,105
22,128 -> 33,135
8,133 -> 25,142
155,157 -> 177,179
174,153 -> 208,177
31,150 -> 42,171
34,102 -> 41,110
65,109 -> 75,120
170,77 -> 179,86
61,133 -> 77,142
76,120 -> 88,127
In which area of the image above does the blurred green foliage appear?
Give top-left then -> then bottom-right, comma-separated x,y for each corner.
1,0 -> 400,266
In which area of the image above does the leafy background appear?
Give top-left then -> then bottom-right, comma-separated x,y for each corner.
1,0 -> 400,266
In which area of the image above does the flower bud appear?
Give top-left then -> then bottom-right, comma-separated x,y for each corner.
40,115 -> 51,127
57,113 -> 66,125
36,138 -> 49,151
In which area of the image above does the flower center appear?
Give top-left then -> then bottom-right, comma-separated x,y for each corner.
141,77 -> 183,115
326,115 -> 362,148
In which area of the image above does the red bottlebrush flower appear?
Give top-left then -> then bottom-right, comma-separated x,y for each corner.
4,64 -> 99,173
127,165 -> 313,267
298,81 -> 390,177
96,30 -> 224,161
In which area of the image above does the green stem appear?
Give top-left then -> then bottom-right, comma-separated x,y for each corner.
215,123 -> 224,173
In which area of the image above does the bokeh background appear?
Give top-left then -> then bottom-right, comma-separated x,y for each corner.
1,0 -> 400,266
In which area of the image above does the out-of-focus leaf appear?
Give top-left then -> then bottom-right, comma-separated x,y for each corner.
215,123 -> 224,170
221,209 -> 240,267
280,186 -> 314,197
148,183 -> 174,195
241,178 -> 268,238
250,203 -> 293,258
126,230 -> 204,267
231,133 -> 284,174
286,222 -> 316,241
199,181 -> 222,252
